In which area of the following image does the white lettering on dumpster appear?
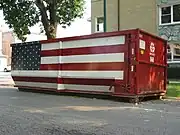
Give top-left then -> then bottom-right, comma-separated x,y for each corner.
150,42 -> 155,53
150,56 -> 154,63
149,42 -> 155,63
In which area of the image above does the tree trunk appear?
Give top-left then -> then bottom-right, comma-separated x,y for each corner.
46,23 -> 57,39
35,0 -> 57,40
48,0 -> 57,39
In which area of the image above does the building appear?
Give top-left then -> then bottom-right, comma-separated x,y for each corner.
158,0 -> 180,61
0,29 -> 15,71
0,29 -> 6,71
158,0 -> 180,42
91,0 -> 158,35
2,31 -> 15,65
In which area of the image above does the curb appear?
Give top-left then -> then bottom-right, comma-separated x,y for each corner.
163,96 -> 180,101
0,84 -> 15,87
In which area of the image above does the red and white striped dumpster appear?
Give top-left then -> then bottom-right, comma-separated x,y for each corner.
11,29 -> 167,102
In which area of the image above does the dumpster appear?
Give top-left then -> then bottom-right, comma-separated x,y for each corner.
11,29 -> 167,103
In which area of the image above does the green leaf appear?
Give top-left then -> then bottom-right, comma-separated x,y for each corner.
0,0 -> 85,41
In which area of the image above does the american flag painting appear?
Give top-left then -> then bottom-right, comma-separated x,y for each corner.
11,33 -> 126,94
12,42 -> 41,70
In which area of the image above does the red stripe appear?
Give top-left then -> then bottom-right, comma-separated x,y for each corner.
12,76 -> 122,86
57,78 -> 115,86
40,45 -> 125,57
12,77 -> 57,83
15,86 -> 57,92
40,50 -> 59,56
40,62 -> 125,71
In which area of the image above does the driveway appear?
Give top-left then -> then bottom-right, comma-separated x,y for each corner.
0,87 -> 180,135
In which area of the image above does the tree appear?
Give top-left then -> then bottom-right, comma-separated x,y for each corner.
0,0 -> 85,41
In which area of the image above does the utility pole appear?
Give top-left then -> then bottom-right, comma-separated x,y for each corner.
103,0 -> 107,32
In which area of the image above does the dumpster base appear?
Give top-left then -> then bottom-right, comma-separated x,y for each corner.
113,92 -> 166,103
16,86 -> 166,103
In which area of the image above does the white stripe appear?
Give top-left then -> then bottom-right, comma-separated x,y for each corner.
60,71 -> 124,80
14,81 -> 57,89
61,53 -> 124,63
62,36 -> 125,49
11,70 -> 59,77
41,36 -> 125,50
41,56 -> 59,64
11,70 -> 124,80
14,81 -> 114,93
41,53 -> 124,64
58,84 -> 114,92
41,42 -> 62,51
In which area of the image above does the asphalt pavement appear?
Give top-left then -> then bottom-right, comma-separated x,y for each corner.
0,86 -> 180,135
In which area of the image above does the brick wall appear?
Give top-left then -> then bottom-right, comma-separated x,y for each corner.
2,32 -> 15,65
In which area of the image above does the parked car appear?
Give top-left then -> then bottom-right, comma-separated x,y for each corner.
4,65 -> 11,72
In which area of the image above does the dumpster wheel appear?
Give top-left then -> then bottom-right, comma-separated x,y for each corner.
129,97 -> 139,105
159,95 -> 164,100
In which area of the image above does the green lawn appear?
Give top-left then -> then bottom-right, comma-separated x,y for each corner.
167,82 -> 180,98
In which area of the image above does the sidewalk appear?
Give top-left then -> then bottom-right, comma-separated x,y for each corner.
0,79 -> 14,87
0,72 -> 14,87
0,80 -> 14,87
164,96 -> 180,101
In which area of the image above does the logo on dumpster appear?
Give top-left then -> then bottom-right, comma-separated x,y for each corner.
150,42 -> 155,53
149,42 -> 155,63
149,42 -> 155,56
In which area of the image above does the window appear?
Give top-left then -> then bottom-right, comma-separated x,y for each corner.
95,17 -> 104,32
160,4 -> 180,25
174,48 -> 180,55
173,5 -> 180,22
161,6 -> 171,24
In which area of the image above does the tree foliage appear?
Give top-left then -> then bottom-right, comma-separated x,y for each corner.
0,0 -> 85,41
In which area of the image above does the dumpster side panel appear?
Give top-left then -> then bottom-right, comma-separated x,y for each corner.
137,63 -> 166,94
113,31 -> 139,96
136,30 -> 167,95
11,41 -> 60,91
57,35 -> 127,94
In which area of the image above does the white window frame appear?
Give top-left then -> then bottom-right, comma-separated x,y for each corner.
95,16 -> 104,33
159,3 -> 180,26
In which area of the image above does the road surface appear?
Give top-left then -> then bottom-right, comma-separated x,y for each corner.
0,87 -> 180,135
